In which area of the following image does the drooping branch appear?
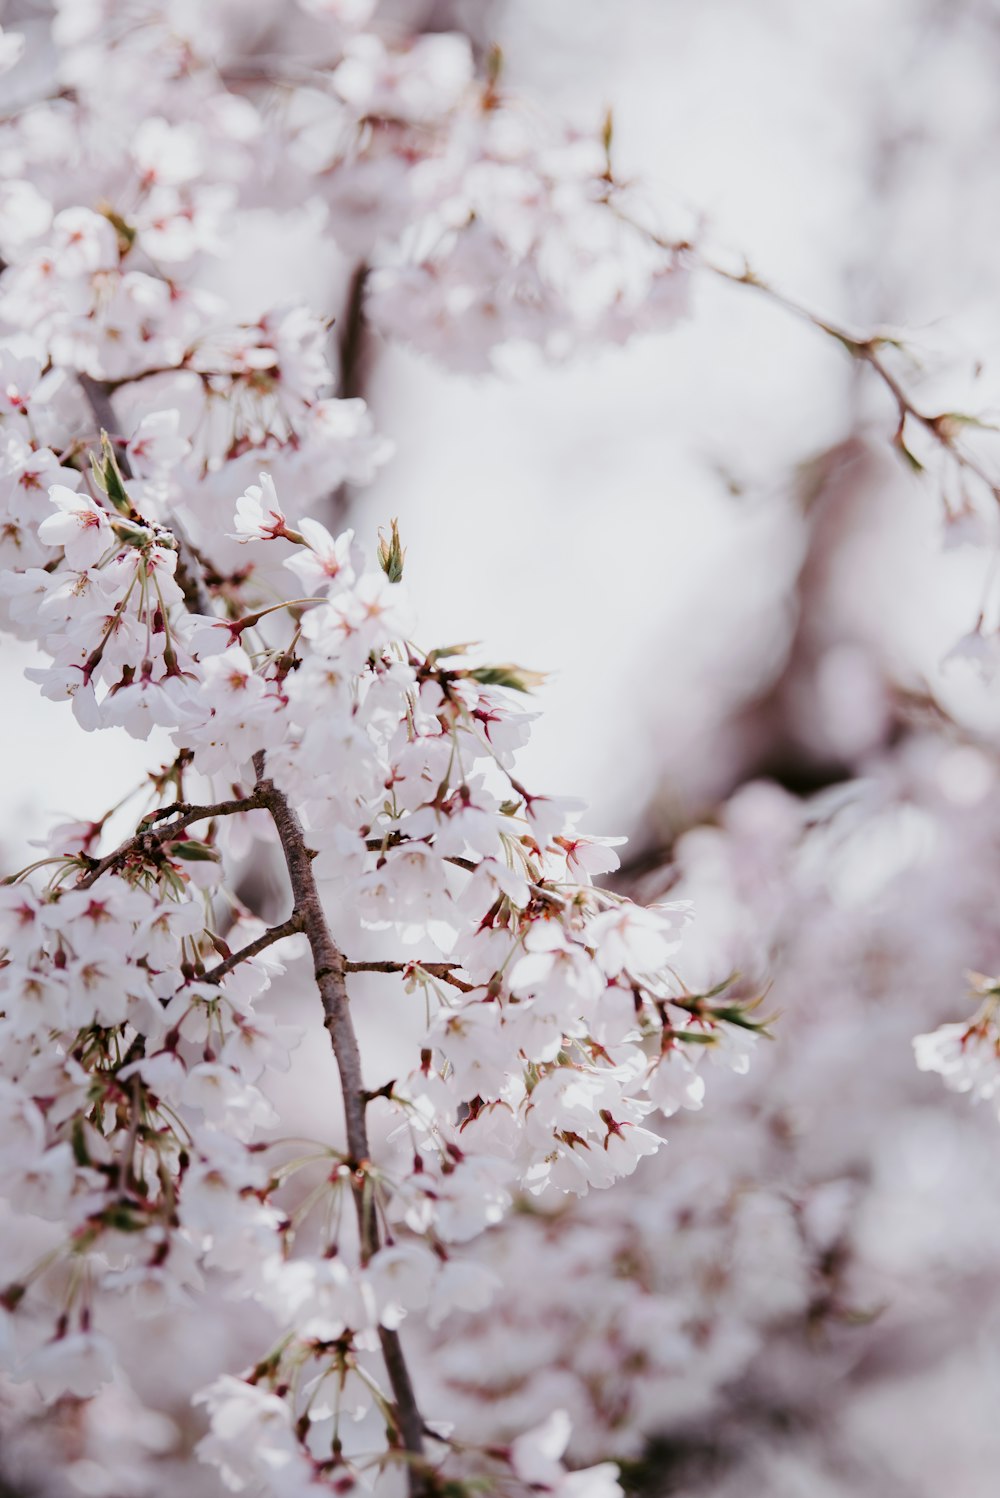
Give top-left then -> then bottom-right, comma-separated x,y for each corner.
678,236 -> 1000,502
612,204 -> 1000,504
712,262 -> 1000,496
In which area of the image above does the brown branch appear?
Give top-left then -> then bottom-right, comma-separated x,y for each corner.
365,836 -> 477,874
168,516 -> 217,617
77,794 -> 264,889
200,913 -> 305,985
72,381 -> 429,1484
705,263 -> 1000,503
345,959 -> 458,976
346,958 -> 474,993
78,374 -> 126,453
252,751 -> 429,1487
618,209 -> 1000,506
328,260 -> 372,532
337,262 -> 371,402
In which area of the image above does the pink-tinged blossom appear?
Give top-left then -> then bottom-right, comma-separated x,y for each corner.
0,8 -> 774,1491
0,1081 -> 45,1166
332,32 -> 473,124
512,1412 -> 623,1498
915,1008 -> 1000,1107
131,117 -> 204,188
282,516 -> 358,593
589,901 -> 692,978
645,1046 -> 706,1116
37,486 -> 113,570
23,1333 -> 117,1402
125,409 -> 190,477
180,1064 -> 278,1140
194,1377 -> 304,1492
231,473 -> 288,541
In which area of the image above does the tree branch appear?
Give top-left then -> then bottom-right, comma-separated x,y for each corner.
252,751 -> 429,1487
345,958 -> 474,993
200,913 -> 305,985
365,836 -> 477,873
78,373 -> 126,449
329,260 -> 371,532
617,210 -> 1000,506
345,960 -> 458,976
337,262 -> 371,402
77,795 -> 264,889
708,265 -> 1000,503
68,389 -> 430,1479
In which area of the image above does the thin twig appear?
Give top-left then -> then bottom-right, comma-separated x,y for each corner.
365,835 -> 477,873
618,207 -> 1000,505
201,913 -> 305,985
346,958 -> 474,993
77,795 -> 263,889
345,959 -> 458,976
704,252 -> 1000,504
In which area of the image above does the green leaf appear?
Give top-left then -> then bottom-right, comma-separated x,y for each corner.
893,428 -> 924,473
172,840 -> 220,863
425,642 -> 477,666
467,663 -> 547,694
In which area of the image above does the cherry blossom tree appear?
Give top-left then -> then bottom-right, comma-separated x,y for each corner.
0,4 -> 768,1494
2,3 -> 1000,1498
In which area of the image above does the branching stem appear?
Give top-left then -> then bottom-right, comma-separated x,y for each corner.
252,751 -> 428,1486
77,795 -> 264,889
200,914 -> 305,985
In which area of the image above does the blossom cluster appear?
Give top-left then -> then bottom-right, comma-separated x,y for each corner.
0,7 -> 748,1489
4,2 -> 998,1496
407,736 -> 1000,1484
0,414 -> 762,1490
914,979 -> 1000,1113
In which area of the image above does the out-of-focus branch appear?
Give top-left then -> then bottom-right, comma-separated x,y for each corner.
329,260 -> 372,531
632,219 -> 1000,502
337,261 -> 371,402
710,260 -> 1000,499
